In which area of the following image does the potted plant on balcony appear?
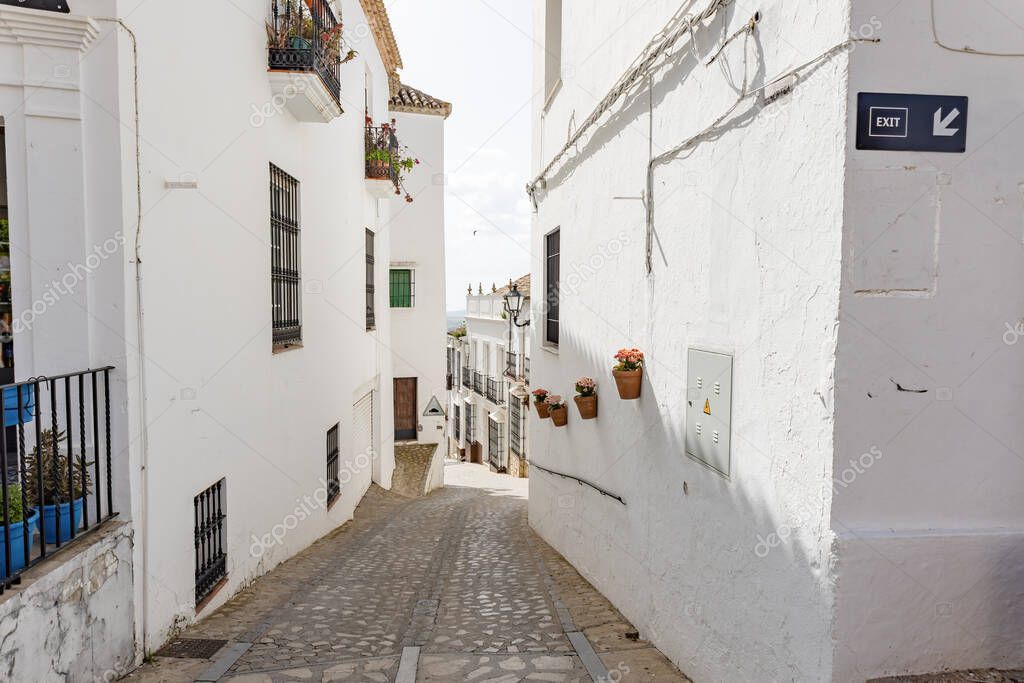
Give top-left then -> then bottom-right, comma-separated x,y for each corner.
0,484 -> 39,578
25,429 -> 92,544
574,377 -> 598,419
612,348 -> 644,400
532,388 -> 551,418
365,118 -> 420,202
546,395 -> 568,427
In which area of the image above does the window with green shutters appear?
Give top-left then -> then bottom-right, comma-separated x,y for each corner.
389,268 -> 415,308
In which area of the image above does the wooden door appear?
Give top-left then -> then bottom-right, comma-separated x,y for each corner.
393,377 -> 417,441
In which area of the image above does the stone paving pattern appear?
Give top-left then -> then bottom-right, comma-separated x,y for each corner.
123,462 -> 688,682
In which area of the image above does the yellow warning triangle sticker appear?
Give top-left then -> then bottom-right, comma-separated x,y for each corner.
703,399 -> 712,415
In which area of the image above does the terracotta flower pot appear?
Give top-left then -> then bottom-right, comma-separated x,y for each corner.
549,406 -> 568,427
574,394 -> 598,419
613,368 -> 643,400
535,401 -> 550,419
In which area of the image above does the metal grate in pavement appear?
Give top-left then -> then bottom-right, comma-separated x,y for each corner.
157,638 -> 228,659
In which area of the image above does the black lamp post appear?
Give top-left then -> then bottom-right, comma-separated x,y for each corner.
502,283 -> 529,328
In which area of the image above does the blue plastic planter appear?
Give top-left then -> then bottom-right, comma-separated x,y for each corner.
2,383 -> 35,427
0,508 -> 39,578
42,497 -> 84,544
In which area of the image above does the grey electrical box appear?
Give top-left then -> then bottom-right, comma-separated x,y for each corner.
685,349 -> 733,477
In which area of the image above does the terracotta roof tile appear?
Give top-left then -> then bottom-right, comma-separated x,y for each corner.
390,83 -> 452,118
496,274 -> 530,298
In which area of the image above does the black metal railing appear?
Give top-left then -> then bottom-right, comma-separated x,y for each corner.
524,357 -> 530,383
268,0 -> 342,104
453,404 -> 460,440
472,370 -> 484,395
486,377 -> 505,405
271,163 -> 302,347
326,423 -> 339,506
505,351 -> 519,379
0,367 -> 117,593
461,367 -> 472,390
364,125 -> 401,193
488,418 -> 506,472
194,478 -> 226,604
509,397 -> 524,457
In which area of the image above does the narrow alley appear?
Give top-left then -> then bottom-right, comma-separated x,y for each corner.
124,462 -> 689,683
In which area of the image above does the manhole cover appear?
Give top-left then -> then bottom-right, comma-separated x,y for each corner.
158,638 -> 228,659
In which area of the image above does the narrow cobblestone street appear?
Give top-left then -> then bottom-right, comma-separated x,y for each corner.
124,462 -> 689,683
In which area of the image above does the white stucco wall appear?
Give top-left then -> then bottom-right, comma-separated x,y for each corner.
388,108 -> 447,446
833,1 -> 1024,678
528,1 -> 851,681
2,0 -> 408,654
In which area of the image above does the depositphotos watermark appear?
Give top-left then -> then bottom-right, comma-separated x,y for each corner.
249,449 -> 374,557
13,231 -> 126,334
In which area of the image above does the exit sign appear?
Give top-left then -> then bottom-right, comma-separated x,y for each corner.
856,92 -> 968,153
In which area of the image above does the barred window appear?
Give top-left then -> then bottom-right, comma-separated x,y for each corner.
366,230 -> 376,329
326,423 -> 340,505
271,164 -> 301,347
488,417 -> 505,471
545,228 -> 560,345
453,403 -> 461,440
389,268 -> 414,307
465,402 -> 475,443
194,479 -> 226,604
510,398 -> 524,457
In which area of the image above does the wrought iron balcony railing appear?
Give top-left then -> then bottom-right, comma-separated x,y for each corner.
268,0 -> 342,105
365,125 -> 401,193
461,367 -> 472,390
486,377 -> 505,405
524,357 -> 530,384
472,370 -> 484,396
505,351 -> 519,379
0,367 -> 117,593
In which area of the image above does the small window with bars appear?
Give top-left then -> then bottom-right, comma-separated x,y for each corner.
271,164 -> 302,347
488,417 -> 505,470
510,397 -> 524,456
453,403 -> 461,440
326,423 -> 340,506
465,402 -> 475,443
545,228 -> 560,345
194,479 -> 226,605
365,229 -> 376,329
389,268 -> 415,308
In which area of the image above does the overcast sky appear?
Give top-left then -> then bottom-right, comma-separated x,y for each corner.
388,1 -> 534,311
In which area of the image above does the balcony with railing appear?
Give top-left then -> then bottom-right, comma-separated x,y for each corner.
485,377 -> 505,405
505,351 -> 519,379
0,367 -> 117,592
267,0 -> 346,122
461,367 -> 472,390
472,370 -> 484,396
524,356 -> 530,384
365,121 -> 416,200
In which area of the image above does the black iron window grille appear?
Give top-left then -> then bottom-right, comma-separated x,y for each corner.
326,423 -> 340,505
271,164 -> 302,347
545,228 -> 560,345
465,403 -> 475,443
488,418 -> 506,472
194,478 -> 226,604
461,366 -> 472,390
510,396 -> 524,457
365,230 -> 376,330
505,351 -> 518,378
453,404 -> 460,440
473,370 -> 484,395
389,269 -> 414,308
268,0 -> 342,104
0,368 -> 117,593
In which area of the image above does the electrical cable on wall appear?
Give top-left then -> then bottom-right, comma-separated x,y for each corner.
930,0 -> 1024,57
526,0 -> 736,203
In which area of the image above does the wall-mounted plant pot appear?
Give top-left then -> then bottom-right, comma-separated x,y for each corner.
535,402 -> 550,419
0,508 -> 38,578
574,395 -> 597,419
613,368 -> 643,400
42,497 -> 84,545
550,406 -> 568,427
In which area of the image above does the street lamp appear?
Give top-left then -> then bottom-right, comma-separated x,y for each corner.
502,283 -> 529,328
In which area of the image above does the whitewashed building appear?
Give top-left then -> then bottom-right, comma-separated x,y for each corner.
528,1 -> 1024,681
0,0 -> 446,678
447,276 -> 531,477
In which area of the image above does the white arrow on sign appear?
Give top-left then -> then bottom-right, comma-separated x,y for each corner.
933,107 -> 961,137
